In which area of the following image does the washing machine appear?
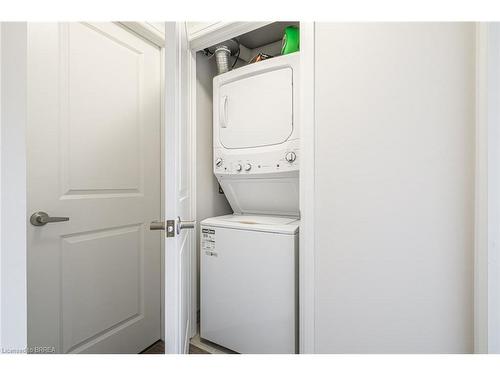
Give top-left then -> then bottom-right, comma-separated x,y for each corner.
200,53 -> 300,353
200,214 -> 299,354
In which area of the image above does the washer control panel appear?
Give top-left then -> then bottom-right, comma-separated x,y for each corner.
214,146 -> 299,175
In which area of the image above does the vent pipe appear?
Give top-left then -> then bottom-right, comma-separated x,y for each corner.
214,46 -> 232,74
206,39 -> 240,75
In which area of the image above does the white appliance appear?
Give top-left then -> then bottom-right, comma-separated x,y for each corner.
213,53 -> 300,217
200,53 -> 300,353
200,214 -> 299,354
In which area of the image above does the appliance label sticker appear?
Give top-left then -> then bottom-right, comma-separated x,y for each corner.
202,228 -> 217,256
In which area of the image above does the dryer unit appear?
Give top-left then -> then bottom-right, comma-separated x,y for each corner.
213,53 -> 300,217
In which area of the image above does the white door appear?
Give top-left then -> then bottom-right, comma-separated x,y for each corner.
27,23 -> 162,354
164,22 -> 196,354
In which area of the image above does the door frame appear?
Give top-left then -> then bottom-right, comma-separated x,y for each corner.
474,22 -> 500,354
0,22 -> 29,352
0,21 -> 165,352
183,21 -> 315,353
298,22 -> 315,354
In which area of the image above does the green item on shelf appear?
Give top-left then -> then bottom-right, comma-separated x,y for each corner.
281,26 -> 300,55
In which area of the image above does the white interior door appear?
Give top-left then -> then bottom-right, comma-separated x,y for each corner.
164,22 -> 195,354
27,22 -> 162,354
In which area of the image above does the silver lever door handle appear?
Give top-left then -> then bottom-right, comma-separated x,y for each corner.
30,211 -> 69,226
150,221 -> 166,230
176,216 -> 196,234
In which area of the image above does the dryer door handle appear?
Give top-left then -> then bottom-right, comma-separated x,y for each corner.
220,95 -> 228,128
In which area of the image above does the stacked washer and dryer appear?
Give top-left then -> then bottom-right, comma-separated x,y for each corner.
200,53 -> 300,354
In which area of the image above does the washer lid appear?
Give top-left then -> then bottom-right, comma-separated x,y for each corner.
201,214 -> 299,234
217,172 -> 300,217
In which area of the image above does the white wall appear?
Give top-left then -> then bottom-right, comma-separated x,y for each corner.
0,22 -> 28,352
249,40 -> 282,59
195,52 -> 232,311
313,23 -> 475,353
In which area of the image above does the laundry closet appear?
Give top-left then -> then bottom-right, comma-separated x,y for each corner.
193,22 -> 301,354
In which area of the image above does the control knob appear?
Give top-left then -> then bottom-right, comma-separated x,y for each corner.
244,163 -> 252,171
285,151 -> 297,163
215,157 -> 223,167
236,164 -> 242,172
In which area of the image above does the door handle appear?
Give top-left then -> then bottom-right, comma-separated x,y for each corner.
30,211 -> 69,226
220,96 -> 228,128
150,219 -> 176,237
176,216 -> 196,235
150,221 -> 166,230
151,218 -> 195,237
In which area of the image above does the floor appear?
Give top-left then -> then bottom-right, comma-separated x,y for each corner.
140,340 -> 209,354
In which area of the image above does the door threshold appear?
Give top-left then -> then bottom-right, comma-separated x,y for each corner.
190,334 -> 237,354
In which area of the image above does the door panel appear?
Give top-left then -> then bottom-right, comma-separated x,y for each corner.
27,22 -> 162,354
61,225 -> 142,353
64,23 -> 143,194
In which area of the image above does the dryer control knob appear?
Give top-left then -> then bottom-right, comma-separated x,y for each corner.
244,163 -> 252,171
285,152 -> 297,163
215,157 -> 223,167
236,164 -> 242,172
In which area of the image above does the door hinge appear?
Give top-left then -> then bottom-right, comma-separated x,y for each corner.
166,219 -> 175,237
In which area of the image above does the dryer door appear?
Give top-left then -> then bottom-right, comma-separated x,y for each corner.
218,67 -> 293,149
